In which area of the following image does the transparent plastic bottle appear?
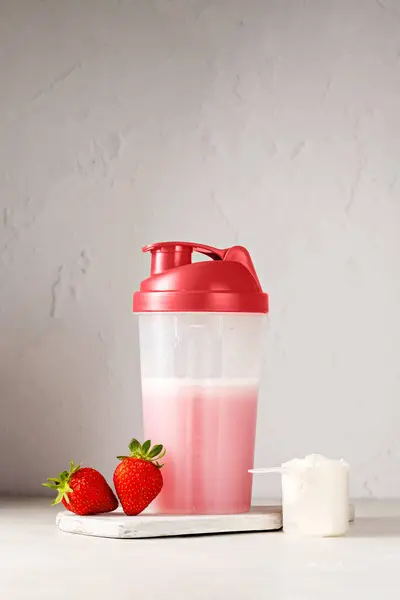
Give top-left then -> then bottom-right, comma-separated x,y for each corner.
133,242 -> 268,514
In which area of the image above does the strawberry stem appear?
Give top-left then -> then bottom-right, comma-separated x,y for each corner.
117,439 -> 166,468
42,460 -> 80,506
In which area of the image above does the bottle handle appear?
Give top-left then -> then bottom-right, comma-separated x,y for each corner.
192,243 -> 227,261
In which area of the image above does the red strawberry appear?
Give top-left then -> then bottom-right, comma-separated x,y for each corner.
113,439 -> 165,516
42,461 -> 118,515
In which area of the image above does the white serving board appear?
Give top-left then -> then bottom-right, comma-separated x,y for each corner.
56,505 -> 355,539
56,506 -> 282,538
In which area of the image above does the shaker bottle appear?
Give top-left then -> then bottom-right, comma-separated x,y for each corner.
133,242 -> 269,514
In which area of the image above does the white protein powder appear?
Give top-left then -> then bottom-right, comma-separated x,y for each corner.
281,454 -> 349,537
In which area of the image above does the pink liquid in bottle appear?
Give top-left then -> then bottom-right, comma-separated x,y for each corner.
142,378 -> 258,514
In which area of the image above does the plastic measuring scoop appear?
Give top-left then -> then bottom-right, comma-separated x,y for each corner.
249,455 -> 350,537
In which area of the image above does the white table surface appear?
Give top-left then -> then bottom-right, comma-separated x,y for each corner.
1,498 -> 400,600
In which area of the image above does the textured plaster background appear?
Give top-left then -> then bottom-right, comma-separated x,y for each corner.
1,0 -> 400,498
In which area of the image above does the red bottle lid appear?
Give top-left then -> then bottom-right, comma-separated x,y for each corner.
133,242 -> 268,313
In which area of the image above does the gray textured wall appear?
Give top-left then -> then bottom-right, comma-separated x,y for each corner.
1,0 -> 400,498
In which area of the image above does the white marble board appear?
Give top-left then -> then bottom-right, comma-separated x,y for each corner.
56,505 -> 355,539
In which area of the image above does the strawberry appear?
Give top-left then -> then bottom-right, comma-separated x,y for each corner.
42,461 -> 118,516
113,439 -> 165,516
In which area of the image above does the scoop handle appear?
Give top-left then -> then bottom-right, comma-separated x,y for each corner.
249,467 -> 284,474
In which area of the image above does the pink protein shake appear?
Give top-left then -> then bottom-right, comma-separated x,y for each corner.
143,378 -> 258,514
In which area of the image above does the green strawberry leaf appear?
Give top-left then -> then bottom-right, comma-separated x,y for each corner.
148,444 -> 163,459
42,462 -> 80,506
128,439 -> 140,454
142,440 -> 151,454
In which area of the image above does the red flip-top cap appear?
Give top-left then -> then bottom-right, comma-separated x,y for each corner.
133,242 -> 269,313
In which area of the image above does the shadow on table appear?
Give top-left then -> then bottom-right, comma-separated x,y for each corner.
348,517 -> 400,538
